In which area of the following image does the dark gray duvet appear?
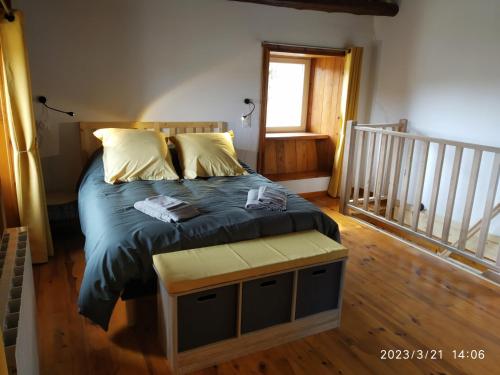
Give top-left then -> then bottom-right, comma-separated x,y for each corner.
78,153 -> 340,330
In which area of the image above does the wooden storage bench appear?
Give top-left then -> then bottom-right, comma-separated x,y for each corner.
153,230 -> 348,374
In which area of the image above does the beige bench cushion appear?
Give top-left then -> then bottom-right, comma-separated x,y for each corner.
153,230 -> 347,294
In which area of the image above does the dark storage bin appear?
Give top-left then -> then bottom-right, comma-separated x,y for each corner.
241,272 -> 293,334
177,284 -> 238,352
295,261 -> 343,319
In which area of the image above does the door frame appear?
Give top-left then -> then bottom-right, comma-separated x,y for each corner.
257,42 -> 346,173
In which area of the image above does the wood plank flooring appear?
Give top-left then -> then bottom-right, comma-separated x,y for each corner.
34,197 -> 500,375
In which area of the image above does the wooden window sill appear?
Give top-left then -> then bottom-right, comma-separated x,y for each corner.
265,132 -> 330,141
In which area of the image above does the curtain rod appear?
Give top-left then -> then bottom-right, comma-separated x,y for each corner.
0,0 -> 14,22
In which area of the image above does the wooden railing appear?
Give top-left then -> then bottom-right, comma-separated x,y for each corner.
340,119 -> 500,274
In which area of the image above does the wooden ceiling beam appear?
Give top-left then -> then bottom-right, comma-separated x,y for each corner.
229,0 -> 399,17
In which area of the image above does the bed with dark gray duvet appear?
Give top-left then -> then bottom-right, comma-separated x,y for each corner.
77,152 -> 340,330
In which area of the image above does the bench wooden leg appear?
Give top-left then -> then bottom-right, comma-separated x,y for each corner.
158,281 -> 179,372
157,282 -> 168,357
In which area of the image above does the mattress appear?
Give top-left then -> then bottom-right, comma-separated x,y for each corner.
77,152 -> 340,330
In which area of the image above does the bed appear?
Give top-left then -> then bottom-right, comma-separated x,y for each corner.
77,122 -> 340,330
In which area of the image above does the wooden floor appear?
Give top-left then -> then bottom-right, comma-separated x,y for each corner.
34,197 -> 500,375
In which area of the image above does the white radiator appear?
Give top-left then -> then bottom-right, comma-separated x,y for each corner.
0,227 -> 39,375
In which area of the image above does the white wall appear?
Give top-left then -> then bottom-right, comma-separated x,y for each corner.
371,0 -> 500,234
279,177 -> 331,195
17,0 -> 375,192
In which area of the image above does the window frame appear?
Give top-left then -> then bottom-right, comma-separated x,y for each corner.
265,56 -> 311,133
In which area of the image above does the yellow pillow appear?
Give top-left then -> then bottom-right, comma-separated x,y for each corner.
93,128 -> 179,184
172,131 -> 246,179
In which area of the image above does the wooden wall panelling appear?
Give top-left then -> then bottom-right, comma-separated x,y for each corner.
295,140 -> 309,172
305,140 -> 318,171
284,141 -> 298,173
263,141 -> 278,174
307,56 -> 345,173
316,139 -> 331,171
275,141 -> 286,173
295,140 -> 318,172
307,59 -> 323,134
320,59 -> 335,136
263,139 -> 319,175
307,58 -> 325,170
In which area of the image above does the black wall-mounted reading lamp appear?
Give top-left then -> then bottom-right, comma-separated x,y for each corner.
241,98 -> 255,120
37,96 -> 75,117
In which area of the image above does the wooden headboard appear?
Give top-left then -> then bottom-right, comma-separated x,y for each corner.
79,121 -> 228,164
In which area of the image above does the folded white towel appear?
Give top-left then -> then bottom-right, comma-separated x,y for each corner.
257,186 -> 287,211
245,189 -> 263,210
144,195 -> 185,211
134,195 -> 199,222
134,201 -> 170,223
246,186 -> 287,211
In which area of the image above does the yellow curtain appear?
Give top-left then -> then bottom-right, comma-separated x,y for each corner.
0,11 -> 53,262
0,331 -> 8,375
0,181 -> 6,232
0,60 -> 19,227
328,47 -> 363,197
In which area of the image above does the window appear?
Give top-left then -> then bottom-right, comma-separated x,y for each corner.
266,57 -> 310,132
